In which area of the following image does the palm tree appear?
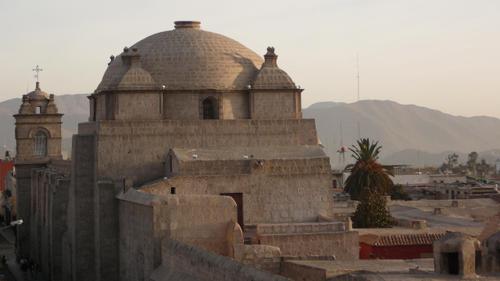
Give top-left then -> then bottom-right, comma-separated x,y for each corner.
345,138 -> 395,228
344,138 -> 393,200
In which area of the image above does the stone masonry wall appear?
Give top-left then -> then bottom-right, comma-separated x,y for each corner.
92,119 -> 319,184
259,231 -> 359,260
149,239 -> 290,281
119,199 -> 155,281
118,191 -> 237,281
94,180 -> 119,281
116,93 -> 163,120
252,91 -> 297,120
68,135 -> 96,281
222,92 -> 249,119
142,162 -> 334,225
158,194 -> 237,255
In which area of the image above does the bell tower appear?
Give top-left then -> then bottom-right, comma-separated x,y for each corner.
13,80 -> 63,258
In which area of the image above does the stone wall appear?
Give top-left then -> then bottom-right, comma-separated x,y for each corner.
90,119 -> 319,184
116,92 -> 163,120
15,163 -> 46,257
149,239 -> 290,281
222,92 -> 249,119
142,166 -> 334,224
281,261 -> 327,281
258,230 -> 359,260
94,180 -> 120,281
27,166 -> 70,281
251,91 -> 297,119
118,196 -> 156,281
118,190 -> 237,281
164,93 -> 200,120
67,135 -> 97,281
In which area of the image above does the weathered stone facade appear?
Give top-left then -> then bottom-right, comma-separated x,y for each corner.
15,21 -> 358,281
14,82 -> 63,259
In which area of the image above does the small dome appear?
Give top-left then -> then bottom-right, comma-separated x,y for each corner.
26,82 -> 49,100
252,47 -> 296,90
97,21 -> 264,92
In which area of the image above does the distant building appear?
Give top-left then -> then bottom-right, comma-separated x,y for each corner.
0,151 -> 14,192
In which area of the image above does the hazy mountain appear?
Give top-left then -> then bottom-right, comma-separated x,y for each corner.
380,149 -> 500,167
1,96 -> 499,167
303,100 -> 500,168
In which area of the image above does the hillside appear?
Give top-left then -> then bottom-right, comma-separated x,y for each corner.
303,100 -> 500,167
1,96 -> 499,167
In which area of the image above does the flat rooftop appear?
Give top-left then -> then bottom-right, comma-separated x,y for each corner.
283,259 -> 500,281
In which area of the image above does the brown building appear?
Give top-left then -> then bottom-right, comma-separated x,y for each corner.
15,21 -> 358,281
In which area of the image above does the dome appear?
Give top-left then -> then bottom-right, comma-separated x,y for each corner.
252,47 -> 296,90
97,21 -> 264,92
26,82 -> 49,100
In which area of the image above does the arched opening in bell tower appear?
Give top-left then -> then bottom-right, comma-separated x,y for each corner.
34,130 -> 48,157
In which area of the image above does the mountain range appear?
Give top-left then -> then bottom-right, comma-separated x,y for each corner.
1,95 -> 499,167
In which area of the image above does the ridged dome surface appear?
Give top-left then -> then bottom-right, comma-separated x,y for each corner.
97,24 -> 264,92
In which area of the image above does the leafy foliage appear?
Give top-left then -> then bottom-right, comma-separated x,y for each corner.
344,138 -> 394,200
352,190 -> 395,228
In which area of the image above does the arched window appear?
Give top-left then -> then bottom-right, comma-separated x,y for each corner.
34,131 -> 48,157
202,97 -> 218,120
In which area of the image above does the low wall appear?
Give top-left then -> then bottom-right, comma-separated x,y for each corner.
257,226 -> 359,260
281,261 -> 327,281
149,239 -> 290,281
256,222 -> 346,236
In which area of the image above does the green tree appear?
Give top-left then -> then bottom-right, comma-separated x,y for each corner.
352,190 -> 395,228
344,138 -> 394,200
345,138 -> 395,228
467,151 -> 478,176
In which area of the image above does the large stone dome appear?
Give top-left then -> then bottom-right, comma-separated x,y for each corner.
97,21 -> 264,92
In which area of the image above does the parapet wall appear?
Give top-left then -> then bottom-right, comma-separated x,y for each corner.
258,230 -> 359,260
149,239 -> 289,281
88,119 -> 319,183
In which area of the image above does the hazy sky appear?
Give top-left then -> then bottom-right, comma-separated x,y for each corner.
1,0 -> 499,118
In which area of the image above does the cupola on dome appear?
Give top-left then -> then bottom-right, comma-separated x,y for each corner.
26,82 -> 49,100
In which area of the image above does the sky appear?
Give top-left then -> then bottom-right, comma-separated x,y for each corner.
0,0 -> 499,118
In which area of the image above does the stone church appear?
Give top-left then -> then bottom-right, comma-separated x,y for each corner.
14,21 -> 358,281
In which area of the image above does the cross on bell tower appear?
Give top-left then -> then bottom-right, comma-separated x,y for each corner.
32,65 -> 43,82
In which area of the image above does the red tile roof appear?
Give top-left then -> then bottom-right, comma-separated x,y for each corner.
363,233 -> 445,247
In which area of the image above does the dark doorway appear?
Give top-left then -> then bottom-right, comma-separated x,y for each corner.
475,250 -> 482,272
442,252 -> 460,275
221,193 -> 243,228
202,97 -> 218,119
496,249 -> 500,267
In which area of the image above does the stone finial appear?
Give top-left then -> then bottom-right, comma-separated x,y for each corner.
46,95 -> 59,114
35,81 -> 41,90
263,47 -> 278,67
121,47 -> 141,66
